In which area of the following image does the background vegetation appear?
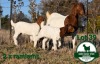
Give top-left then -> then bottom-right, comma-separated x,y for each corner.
0,0 -> 100,64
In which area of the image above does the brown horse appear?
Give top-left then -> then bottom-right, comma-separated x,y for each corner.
60,2 -> 86,49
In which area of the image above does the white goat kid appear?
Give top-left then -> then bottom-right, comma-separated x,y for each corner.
11,20 -> 40,47
36,24 -> 61,50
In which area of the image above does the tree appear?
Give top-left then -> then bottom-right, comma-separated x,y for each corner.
1,15 -> 10,29
88,0 -> 100,33
12,11 -> 30,23
39,0 -> 77,16
28,0 -> 37,22
12,0 -> 24,22
0,5 -> 3,29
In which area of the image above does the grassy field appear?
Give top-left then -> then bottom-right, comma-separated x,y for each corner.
0,29 -> 100,64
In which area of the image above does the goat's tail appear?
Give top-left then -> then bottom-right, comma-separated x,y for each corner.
11,20 -> 15,27
46,11 -> 51,19
40,21 -> 45,28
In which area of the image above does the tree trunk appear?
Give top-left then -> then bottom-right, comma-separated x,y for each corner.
0,18 -> 1,29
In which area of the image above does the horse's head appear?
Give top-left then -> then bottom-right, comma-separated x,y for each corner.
37,16 -> 44,26
71,3 -> 85,16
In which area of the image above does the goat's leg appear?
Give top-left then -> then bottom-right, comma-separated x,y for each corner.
42,38 -> 48,50
52,39 -> 57,51
33,37 -> 38,48
30,35 -> 37,48
13,33 -> 19,46
33,35 -> 43,48
72,31 -> 77,49
58,40 -> 61,48
47,39 -> 51,49
72,36 -> 76,49
30,36 -> 33,42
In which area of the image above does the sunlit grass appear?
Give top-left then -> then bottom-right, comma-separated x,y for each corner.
0,29 -> 100,64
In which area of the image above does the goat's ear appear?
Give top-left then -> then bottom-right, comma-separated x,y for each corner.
68,26 -> 75,33
46,11 -> 51,19
40,21 -> 44,28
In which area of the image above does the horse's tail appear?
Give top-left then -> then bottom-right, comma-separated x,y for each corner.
46,11 -> 51,19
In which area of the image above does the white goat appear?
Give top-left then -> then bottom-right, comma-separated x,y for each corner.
46,12 -> 76,49
35,22 -> 61,50
11,20 -> 42,47
46,12 -> 68,28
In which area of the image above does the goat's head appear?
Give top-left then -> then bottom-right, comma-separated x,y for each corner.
83,44 -> 86,47
71,3 -> 85,16
60,25 -> 75,37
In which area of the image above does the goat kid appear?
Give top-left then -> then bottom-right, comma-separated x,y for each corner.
11,16 -> 44,47
35,22 -> 61,50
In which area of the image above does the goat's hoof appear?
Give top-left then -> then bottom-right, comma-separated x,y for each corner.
52,47 -> 57,51
34,45 -> 37,48
42,47 -> 45,50
15,44 -> 18,46
42,48 -> 45,50
34,46 -> 36,48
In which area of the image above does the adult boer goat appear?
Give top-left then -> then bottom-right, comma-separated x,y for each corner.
11,16 -> 44,47
46,3 -> 86,49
